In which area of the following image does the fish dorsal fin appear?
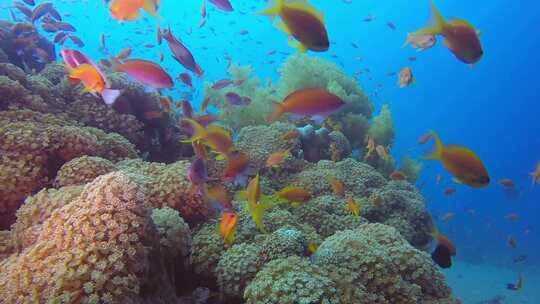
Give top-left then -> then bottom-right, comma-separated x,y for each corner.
287,1 -> 325,24
448,17 -> 475,29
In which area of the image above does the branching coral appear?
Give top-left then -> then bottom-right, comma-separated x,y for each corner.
203,62 -> 276,131
0,172 -> 178,303
312,224 -> 458,304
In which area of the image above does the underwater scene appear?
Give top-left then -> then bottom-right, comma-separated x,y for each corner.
0,0 -> 538,303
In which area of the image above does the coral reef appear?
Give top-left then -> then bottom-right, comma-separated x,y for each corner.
0,109 -> 137,229
244,256 -> 340,304
0,172 -> 178,303
290,158 -> 433,249
190,223 -> 226,277
203,63 -> 276,131
0,230 -> 13,261
312,224 -> 459,304
54,156 -> 116,187
368,104 -> 395,148
399,156 -> 424,183
277,54 -> 373,118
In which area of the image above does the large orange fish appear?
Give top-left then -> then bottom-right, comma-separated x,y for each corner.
265,150 -> 290,168
259,0 -> 329,53
109,0 -> 160,21
413,0 -> 483,64
268,88 -> 345,124
219,211 -> 238,246
276,186 -> 311,204
182,119 -> 235,157
222,151 -> 251,185
425,131 -> 490,188
67,64 -> 121,105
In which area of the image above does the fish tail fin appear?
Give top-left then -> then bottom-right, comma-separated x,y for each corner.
258,0 -> 284,16
413,0 -> 446,36
402,33 -> 413,48
424,130 -> 443,160
267,101 -> 284,123
101,88 -> 122,106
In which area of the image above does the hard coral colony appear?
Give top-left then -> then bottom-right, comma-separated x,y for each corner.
1,0 -> 525,303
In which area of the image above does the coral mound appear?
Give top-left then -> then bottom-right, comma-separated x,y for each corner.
0,109 -> 137,229
312,223 -> 459,304
0,172 -> 178,303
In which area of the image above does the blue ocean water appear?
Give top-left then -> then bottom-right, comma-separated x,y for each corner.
2,0 -> 539,301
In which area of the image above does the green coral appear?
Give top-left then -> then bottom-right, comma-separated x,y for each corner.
151,207 -> 191,260
341,113 -> 370,148
367,104 -> 395,147
312,224 -> 457,304
244,256 -> 340,304
216,243 -> 264,299
277,54 -> 373,118
203,63 -> 275,131
399,156 -> 424,183
189,223 -> 225,277
259,227 -> 306,263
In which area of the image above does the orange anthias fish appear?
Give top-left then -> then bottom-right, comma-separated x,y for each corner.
497,178 -> 515,189
364,136 -> 375,159
390,171 -> 407,181
424,131 -> 490,188
112,58 -> 173,89
530,162 -> 540,185
347,196 -> 360,217
398,67 -> 414,88
276,186 -> 311,204
431,230 -> 456,268
259,0 -> 329,53
222,151 -> 251,184
505,213 -> 521,221
183,119 -> 235,157
268,88 -> 346,124
403,33 -> 437,51
67,63 -> 121,105
413,0 -> 483,64
327,176 -> 345,198
418,132 -> 433,145
265,150 -> 290,168
109,0 -> 160,21
219,211 -> 238,246
444,187 -> 456,196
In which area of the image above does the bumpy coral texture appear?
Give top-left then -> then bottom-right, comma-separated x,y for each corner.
259,227 -> 306,263
291,158 -> 433,249
54,156 -> 116,187
0,231 -> 13,261
244,256 -> 340,304
367,104 -> 395,148
151,207 -> 192,260
0,109 -> 137,229
216,243 -> 264,298
312,223 -> 459,304
116,159 -> 208,223
190,223 -> 226,276
203,62 -> 276,131
0,172 -> 178,304
11,185 -> 84,251
235,122 -> 302,169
